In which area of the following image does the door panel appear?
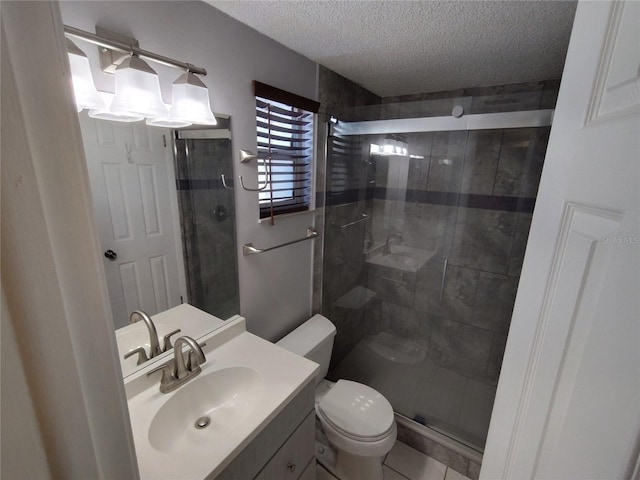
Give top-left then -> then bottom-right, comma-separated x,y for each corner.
79,113 -> 186,328
138,164 -> 161,236
482,1 -> 640,478
149,255 -> 170,313
586,1 -> 640,123
102,163 -> 131,240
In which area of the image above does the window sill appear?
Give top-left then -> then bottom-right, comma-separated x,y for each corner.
257,207 -> 317,224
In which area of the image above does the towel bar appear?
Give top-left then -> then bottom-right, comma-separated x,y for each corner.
340,214 -> 369,229
243,228 -> 318,255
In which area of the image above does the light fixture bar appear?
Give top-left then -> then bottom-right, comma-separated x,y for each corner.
63,25 -> 207,76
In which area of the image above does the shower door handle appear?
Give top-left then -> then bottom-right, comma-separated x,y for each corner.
439,258 -> 448,301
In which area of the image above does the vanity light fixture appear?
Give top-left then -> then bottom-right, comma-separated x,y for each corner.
88,92 -> 145,122
169,72 -> 217,126
66,38 -> 105,112
146,103 -> 192,128
110,55 -> 168,119
64,25 -> 214,126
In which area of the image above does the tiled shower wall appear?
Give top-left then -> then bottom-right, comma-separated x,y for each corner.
320,80 -> 558,369
174,119 -> 240,320
321,134 -> 377,366
318,80 -> 559,447
312,66 -> 380,315
364,125 -> 550,385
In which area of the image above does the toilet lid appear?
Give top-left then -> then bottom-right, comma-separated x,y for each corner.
317,380 -> 394,440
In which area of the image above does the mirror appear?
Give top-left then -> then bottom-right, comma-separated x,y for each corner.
173,122 -> 239,320
77,112 -> 239,375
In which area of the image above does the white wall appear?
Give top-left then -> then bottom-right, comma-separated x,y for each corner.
1,291 -> 52,480
59,1 -> 318,341
1,2 -> 138,477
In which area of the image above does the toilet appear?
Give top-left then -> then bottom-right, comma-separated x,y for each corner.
277,314 -> 397,480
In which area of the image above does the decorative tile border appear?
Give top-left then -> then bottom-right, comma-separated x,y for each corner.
323,187 -> 536,213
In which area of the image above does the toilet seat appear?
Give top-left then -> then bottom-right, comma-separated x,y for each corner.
317,407 -> 394,442
317,380 -> 395,441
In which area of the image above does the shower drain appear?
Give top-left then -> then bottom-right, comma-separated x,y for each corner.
194,416 -> 211,429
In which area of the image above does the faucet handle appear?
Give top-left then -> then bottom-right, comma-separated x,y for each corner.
187,342 -> 207,371
124,346 -> 149,365
162,329 -> 182,352
146,361 -> 175,387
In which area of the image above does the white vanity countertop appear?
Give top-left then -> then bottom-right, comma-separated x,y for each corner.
126,317 -> 319,480
116,304 -> 229,377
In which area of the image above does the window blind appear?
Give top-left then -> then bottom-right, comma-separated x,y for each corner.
253,81 -> 320,222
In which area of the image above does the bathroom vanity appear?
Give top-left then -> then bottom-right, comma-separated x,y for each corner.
217,383 -> 316,480
120,310 -> 318,479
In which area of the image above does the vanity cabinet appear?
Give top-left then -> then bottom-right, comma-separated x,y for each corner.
254,412 -> 315,480
296,458 -> 316,480
215,380 -> 316,480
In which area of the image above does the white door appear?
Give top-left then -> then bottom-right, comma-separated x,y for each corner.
78,113 -> 187,329
482,1 -> 640,479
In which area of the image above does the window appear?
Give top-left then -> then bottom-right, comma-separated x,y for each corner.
254,81 -> 320,222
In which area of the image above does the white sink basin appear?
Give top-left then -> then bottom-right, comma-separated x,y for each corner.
148,367 -> 263,454
126,317 -> 319,479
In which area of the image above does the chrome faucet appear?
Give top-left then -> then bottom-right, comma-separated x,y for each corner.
129,310 -> 161,358
123,310 -> 182,366
173,336 -> 206,381
383,232 -> 404,254
147,336 -> 206,394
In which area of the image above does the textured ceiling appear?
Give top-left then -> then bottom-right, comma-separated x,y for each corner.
207,0 -> 577,97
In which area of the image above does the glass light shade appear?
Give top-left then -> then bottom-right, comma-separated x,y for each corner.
146,103 -> 192,128
89,92 -> 144,123
110,56 -> 168,119
169,73 -> 217,125
66,39 -> 105,112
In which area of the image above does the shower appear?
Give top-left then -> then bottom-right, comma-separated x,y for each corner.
320,95 -> 553,452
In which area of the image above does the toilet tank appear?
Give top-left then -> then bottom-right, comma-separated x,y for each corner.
276,314 -> 336,384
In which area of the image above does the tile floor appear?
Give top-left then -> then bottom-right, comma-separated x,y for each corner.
316,441 -> 473,480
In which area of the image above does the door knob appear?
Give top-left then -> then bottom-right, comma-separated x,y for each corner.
104,249 -> 118,260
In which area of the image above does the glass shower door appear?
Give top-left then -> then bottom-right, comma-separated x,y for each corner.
358,130 -> 471,442
324,120 -> 549,450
